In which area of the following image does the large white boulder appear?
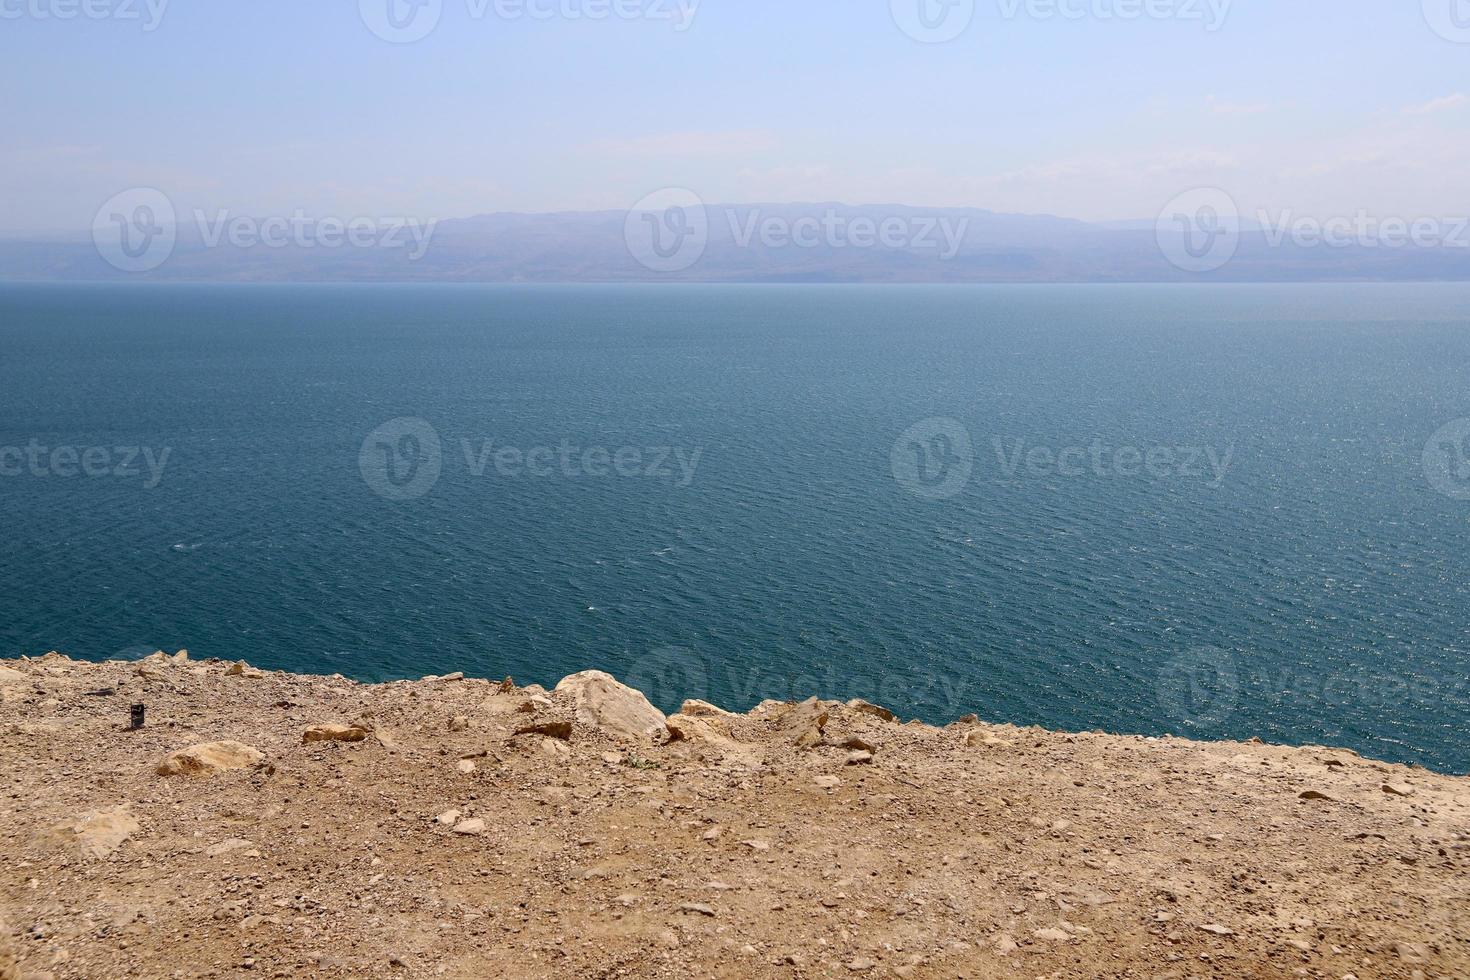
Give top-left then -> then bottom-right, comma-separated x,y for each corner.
553,670 -> 669,741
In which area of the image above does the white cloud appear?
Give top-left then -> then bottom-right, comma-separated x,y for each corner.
1403,94 -> 1467,116
1206,96 -> 1274,116
586,129 -> 778,158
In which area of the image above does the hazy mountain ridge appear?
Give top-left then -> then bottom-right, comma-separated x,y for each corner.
3,203 -> 1468,283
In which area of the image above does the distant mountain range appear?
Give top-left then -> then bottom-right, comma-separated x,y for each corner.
4,202 -> 1469,283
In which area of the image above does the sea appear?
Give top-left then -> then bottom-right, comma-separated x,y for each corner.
2,282 -> 1467,772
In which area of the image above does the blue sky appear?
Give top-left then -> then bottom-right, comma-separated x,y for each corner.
2,0 -> 1467,233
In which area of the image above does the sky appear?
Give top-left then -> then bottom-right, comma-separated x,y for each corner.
1,0 -> 1467,234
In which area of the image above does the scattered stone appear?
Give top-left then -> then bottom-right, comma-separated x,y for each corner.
966,730 -> 1014,748
841,736 -> 877,753
156,740 -> 264,777
435,809 -> 461,826
1382,782 -> 1415,797
452,819 -> 486,836
847,956 -> 876,971
814,775 -> 842,789
1298,790 -> 1336,802
302,724 -> 369,744
678,903 -> 715,916
741,839 -> 770,852
1199,923 -> 1235,936
224,661 -> 265,679
994,934 -> 1018,956
448,716 -> 469,732
845,750 -> 874,766
1033,928 -> 1072,942
455,759 -> 476,774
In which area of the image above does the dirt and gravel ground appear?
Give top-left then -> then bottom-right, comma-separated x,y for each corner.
2,650 -> 1467,979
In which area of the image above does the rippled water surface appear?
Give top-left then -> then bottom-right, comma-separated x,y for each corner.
2,283 -> 1467,771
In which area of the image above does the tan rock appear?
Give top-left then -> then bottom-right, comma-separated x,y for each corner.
0,913 -> 16,980
514,720 -> 572,741
795,726 -> 824,750
453,818 -> 486,836
1382,782 -> 1415,797
52,805 -> 140,859
680,699 -> 735,718
1396,941 -> 1430,964
552,670 -> 669,741
224,661 -> 264,679
448,715 -> 470,732
157,740 -> 264,777
771,697 -> 831,740
845,750 -> 875,766
302,724 -> 370,744
667,713 -> 738,746
0,666 -> 24,684
846,699 -> 897,722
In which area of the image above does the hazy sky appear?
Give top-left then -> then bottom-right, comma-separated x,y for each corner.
2,0 -> 1467,233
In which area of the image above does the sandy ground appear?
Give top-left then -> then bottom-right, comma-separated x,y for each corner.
1,650 -> 1467,979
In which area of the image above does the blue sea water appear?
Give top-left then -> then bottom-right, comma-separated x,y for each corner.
1,282 -> 1467,772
